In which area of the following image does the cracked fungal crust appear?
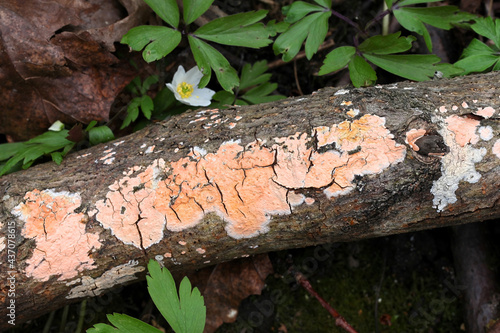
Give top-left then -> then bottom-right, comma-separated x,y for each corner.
12,189 -> 102,281
95,114 -> 406,244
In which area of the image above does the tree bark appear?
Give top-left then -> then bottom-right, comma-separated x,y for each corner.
1,72 -> 499,329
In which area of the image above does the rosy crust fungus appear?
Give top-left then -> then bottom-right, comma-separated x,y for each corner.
445,115 -> 480,147
405,129 -> 427,151
94,114 -> 405,242
12,189 -> 102,281
493,139 -> 500,159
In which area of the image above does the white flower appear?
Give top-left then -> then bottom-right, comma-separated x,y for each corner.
166,65 -> 215,106
48,120 -> 65,131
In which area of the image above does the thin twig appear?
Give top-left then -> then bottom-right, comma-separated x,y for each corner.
293,270 -> 359,333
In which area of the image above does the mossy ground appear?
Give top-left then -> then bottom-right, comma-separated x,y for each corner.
218,229 -> 463,333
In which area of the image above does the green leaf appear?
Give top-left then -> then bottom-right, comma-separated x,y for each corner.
393,6 -> 475,51
183,0 -> 214,25
153,88 -> 177,117
121,98 -> 141,129
314,0 -> 331,8
283,2 -> 325,23
305,12 -> 331,59
397,0 -> 442,6
433,63 -> 465,77
454,38 -> 500,74
85,120 -> 98,132
144,0 -> 179,28
212,90 -> 236,107
86,313 -> 163,333
385,0 -> 393,7
140,95 -> 154,119
0,131 -> 74,176
142,75 -> 159,92
121,26 -> 181,63
0,142 -> 24,161
471,17 -> 500,47
318,46 -> 356,75
51,151 -> 64,165
348,55 -> 377,87
364,54 -> 440,81
241,82 -> 285,104
86,323 -> 118,333
266,20 -> 290,37
239,60 -> 271,90
188,36 -> 239,91
193,10 -> 271,48
88,126 -> 115,146
273,10 -> 330,62
358,32 -> 415,54
147,260 -> 206,333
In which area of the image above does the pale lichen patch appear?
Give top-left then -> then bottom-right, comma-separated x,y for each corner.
12,189 -> 102,281
478,126 -> 494,141
66,261 -> 144,299
431,115 -> 487,212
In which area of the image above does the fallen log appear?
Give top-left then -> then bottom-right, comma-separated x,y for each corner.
1,71 -> 499,329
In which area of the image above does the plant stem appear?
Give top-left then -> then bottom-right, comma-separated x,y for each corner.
293,270 -> 359,333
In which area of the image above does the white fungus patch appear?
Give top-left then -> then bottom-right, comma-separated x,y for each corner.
430,116 -> 487,212
478,126 -> 494,141
334,89 -> 350,95
66,262 -> 144,299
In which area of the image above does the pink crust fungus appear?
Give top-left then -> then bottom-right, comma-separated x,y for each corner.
405,129 -> 427,151
445,115 -> 480,147
474,106 -> 495,119
493,139 -> 500,159
12,189 -> 102,281
95,159 -> 167,248
94,114 -> 405,241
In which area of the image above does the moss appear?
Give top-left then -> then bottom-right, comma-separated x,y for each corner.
217,235 -> 462,332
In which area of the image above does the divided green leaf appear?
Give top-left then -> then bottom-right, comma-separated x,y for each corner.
454,17 -> 500,74
183,0 -> 214,25
194,10 -> 271,48
393,6 -> 475,52
121,26 -> 181,63
363,54 -> 440,81
86,313 -> 163,333
147,260 -> 206,333
0,130 -> 75,176
358,32 -> 415,54
318,46 -> 356,75
188,36 -> 239,91
471,17 -> 500,47
348,55 -> 377,87
88,126 -> 115,146
144,0 -> 179,28
273,7 -> 331,62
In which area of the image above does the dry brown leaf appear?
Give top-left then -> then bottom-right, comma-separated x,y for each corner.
0,0 -> 150,141
188,254 -> 274,333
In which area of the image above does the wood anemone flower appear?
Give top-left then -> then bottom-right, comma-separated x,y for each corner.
166,65 -> 215,106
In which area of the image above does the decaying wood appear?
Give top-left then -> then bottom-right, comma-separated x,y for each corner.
1,72 -> 499,328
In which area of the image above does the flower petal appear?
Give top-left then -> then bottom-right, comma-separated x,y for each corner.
182,87 -> 215,106
183,66 -> 204,86
166,83 -> 181,100
171,65 -> 186,87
